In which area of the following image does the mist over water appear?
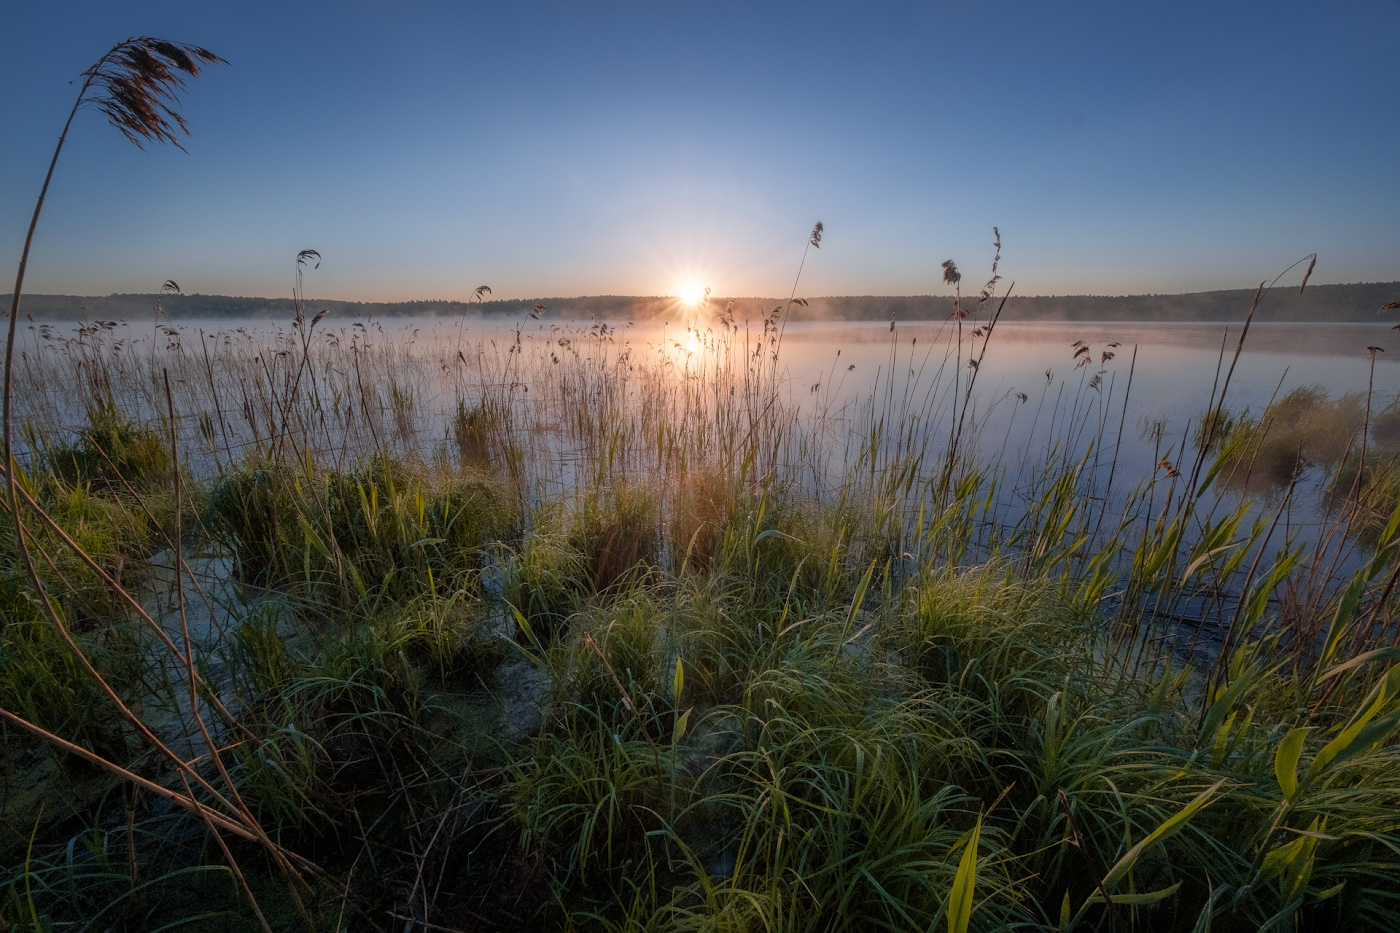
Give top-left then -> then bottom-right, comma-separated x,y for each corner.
21,314 -> 1394,548
779,320 -> 1397,471
23,315 -> 1395,462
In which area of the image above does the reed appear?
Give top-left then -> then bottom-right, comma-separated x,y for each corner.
3,218 -> 1399,930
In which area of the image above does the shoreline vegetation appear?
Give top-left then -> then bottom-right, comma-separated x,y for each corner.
2,248 -> 1399,929
7,278 -> 1400,324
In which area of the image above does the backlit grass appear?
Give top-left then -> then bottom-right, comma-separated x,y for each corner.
3,260 -> 1398,931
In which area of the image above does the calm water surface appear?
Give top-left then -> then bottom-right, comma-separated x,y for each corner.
24,315 -> 1398,503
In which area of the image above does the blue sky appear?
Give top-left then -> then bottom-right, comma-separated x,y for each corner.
3,1 -> 1397,301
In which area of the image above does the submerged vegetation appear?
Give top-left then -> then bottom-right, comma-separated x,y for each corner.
4,37 -> 1400,933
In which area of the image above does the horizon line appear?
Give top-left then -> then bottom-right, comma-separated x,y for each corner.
8,278 -> 1399,306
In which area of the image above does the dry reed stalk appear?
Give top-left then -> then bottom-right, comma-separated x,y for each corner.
2,41 -> 227,718
584,632 -> 661,764
178,774 -> 276,933
163,371 -> 296,866
6,36 -> 225,512
0,705 -> 257,841
0,39 -> 331,919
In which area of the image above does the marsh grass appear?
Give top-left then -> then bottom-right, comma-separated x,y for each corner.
203,455 -> 518,606
3,243 -> 1400,930
1201,386 -> 1373,489
44,394 -> 175,494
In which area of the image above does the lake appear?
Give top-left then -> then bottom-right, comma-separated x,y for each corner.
16,315 -> 1397,537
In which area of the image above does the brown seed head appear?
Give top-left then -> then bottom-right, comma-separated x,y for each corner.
83,38 -> 227,150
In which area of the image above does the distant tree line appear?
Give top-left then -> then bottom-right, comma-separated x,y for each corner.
6,281 -> 1397,324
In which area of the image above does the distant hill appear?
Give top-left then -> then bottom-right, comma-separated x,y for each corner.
6,281 -> 1398,325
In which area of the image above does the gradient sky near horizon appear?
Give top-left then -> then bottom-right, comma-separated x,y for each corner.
3,1 -> 1398,303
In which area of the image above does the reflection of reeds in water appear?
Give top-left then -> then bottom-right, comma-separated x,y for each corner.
4,239 -> 1400,928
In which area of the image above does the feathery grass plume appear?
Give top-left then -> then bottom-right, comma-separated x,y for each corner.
289,249 -> 320,332
943,260 -> 965,320
976,228 -> 1002,305
81,39 -> 227,149
4,32 -> 229,655
153,281 -> 179,333
454,285 -> 495,350
768,221 -> 825,406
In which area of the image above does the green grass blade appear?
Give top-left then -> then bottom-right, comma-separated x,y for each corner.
1102,780 -> 1224,888
1274,727 -> 1308,800
947,814 -> 980,933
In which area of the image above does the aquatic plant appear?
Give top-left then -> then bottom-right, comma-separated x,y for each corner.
4,227 -> 1399,930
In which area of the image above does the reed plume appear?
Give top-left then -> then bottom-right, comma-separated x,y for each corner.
7,36 -> 228,488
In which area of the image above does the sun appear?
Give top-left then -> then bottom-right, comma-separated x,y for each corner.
677,283 -> 707,308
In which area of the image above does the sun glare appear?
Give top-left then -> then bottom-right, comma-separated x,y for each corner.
677,283 -> 706,307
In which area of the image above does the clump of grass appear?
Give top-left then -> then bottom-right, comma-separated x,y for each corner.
570,484 -> 660,594
1206,386 -> 1368,486
508,705 -> 682,890
668,465 -> 738,571
0,813 -> 264,931
1192,406 -> 1242,455
453,396 -> 519,475
230,620 -> 431,835
0,476 -> 155,751
320,456 -> 513,598
704,485 -> 902,611
201,460 -> 295,585
1372,395 -> 1400,447
503,487 -> 660,643
203,455 -> 517,602
504,503 -> 592,641
1330,450 -> 1400,542
46,397 -> 173,494
0,612 -> 143,757
389,590 -> 506,689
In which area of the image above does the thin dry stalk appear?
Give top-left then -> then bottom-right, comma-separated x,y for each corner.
585,632 -> 661,763
178,774 -> 276,933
